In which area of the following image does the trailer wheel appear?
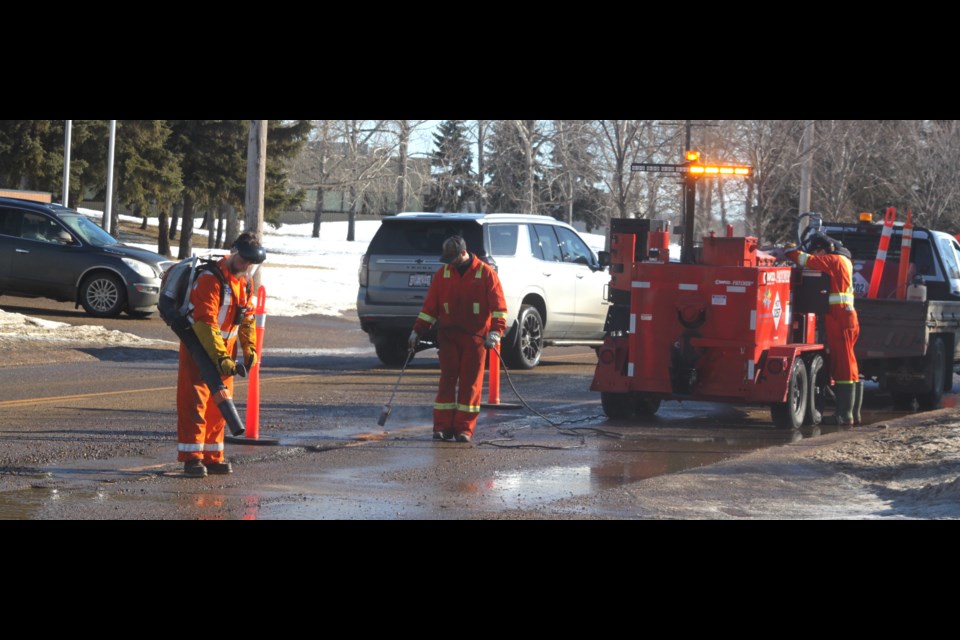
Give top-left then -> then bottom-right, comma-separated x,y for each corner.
771,357 -> 808,430
917,336 -> 947,410
633,393 -> 661,416
601,392 -> 633,419
804,354 -> 826,426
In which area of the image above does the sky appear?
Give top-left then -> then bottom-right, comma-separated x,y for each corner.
0,210 -> 606,347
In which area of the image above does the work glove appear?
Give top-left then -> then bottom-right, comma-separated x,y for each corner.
408,330 -> 419,350
244,349 -> 258,370
484,331 -> 501,349
767,246 -> 786,261
192,321 -> 230,364
217,357 -> 238,377
238,313 -> 256,351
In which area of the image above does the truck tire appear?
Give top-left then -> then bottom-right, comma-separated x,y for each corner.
892,392 -> 917,411
805,354 -> 826,426
917,336 -> 947,410
375,334 -> 412,368
771,357 -> 808,430
601,391 -> 633,419
503,304 -> 543,370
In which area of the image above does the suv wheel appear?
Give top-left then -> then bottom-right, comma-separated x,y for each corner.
80,272 -> 126,318
504,304 -> 543,370
375,334 -> 413,368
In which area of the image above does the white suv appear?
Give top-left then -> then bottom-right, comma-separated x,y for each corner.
357,213 -> 611,369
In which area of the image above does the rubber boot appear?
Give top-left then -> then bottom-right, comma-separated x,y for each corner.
831,384 -> 855,425
852,381 -> 864,425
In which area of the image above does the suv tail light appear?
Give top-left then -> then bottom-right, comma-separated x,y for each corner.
358,254 -> 369,287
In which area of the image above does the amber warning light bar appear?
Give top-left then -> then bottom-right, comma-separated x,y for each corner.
631,162 -> 752,176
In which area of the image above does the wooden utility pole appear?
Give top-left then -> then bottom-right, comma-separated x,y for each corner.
245,120 -> 267,237
245,120 -> 267,289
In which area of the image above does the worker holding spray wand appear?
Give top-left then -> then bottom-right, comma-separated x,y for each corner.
404,235 -> 507,443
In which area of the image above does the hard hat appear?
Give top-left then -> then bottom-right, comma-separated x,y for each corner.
232,235 -> 267,264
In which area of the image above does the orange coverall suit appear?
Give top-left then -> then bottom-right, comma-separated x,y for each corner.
413,254 -> 508,438
786,248 -> 860,385
176,259 -> 254,464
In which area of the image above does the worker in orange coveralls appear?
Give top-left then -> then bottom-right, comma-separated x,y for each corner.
409,235 -> 508,443
781,233 -> 862,425
177,232 -> 265,477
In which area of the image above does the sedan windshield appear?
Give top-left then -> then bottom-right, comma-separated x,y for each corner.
58,213 -> 120,247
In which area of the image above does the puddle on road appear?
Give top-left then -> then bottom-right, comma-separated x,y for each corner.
0,485 -> 114,520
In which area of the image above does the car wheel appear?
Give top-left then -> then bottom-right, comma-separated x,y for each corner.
504,304 -> 543,370
80,272 -> 126,318
375,335 -> 413,368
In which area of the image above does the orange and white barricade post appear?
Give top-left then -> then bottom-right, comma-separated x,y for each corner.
481,342 -> 522,410
226,284 -> 279,446
867,207 -> 897,299
896,210 -> 914,300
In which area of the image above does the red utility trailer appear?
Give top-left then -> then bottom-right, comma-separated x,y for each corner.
591,156 -> 832,429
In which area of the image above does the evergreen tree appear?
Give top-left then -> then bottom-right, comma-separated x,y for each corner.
425,120 -> 477,212
113,121 -> 183,254
484,120 -> 546,213
0,121 -> 63,193
263,120 -> 311,226
167,120 -> 247,259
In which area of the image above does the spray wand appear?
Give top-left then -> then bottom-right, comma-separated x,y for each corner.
377,349 -> 414,428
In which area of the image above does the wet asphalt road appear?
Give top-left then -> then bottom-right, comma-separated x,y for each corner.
0,295 -> 929,519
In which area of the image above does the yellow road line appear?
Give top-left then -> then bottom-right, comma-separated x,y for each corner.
0,374 -> 320,408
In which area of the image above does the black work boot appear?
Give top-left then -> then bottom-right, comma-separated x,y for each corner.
183,459 -> 207,478
205,461 -> 233,475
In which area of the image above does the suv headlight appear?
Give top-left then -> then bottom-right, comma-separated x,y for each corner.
122,257 -> 157,278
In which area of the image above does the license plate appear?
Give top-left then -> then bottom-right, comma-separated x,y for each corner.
408,274 -> 432,287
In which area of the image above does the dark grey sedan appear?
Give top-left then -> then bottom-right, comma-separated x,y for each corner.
0,197 -> 173,318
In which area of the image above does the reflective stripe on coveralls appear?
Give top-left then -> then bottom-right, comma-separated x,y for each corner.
176,259 -> 253,463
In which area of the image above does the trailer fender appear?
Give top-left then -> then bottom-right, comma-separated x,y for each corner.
591,334 -> 632,393
754,344 -> 825,403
